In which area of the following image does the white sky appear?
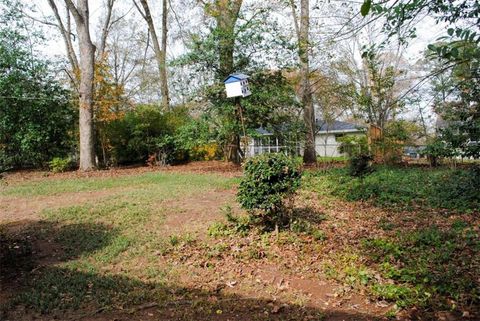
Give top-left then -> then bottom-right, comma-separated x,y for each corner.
31,0 -> 445,64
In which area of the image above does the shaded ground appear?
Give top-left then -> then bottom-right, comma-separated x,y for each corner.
1,162 -> 478,321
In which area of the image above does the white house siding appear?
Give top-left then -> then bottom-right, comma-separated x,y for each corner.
315,133 -> 339,157
315,131 -> 364,157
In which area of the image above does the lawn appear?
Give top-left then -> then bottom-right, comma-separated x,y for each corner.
1,162 -> 479,320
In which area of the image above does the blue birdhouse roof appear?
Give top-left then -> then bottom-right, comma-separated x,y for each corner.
223,73 -> 249,84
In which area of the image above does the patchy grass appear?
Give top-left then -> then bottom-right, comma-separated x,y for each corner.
1,171 -> 236,197
1,170 -> 237,316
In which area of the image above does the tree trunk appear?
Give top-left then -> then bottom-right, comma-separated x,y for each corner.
136,0 -> 170,110
297,0 -> 316,164
160,0 -> 169,109
65,0 -> 96,171
213,0 -> 243,164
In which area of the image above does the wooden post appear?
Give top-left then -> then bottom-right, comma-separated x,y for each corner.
236,97 -> 248,159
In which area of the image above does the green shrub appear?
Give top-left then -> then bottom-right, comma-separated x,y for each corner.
237,153 -> 302,229
337,135 -> 368,157
349,153 -> 373,177
421,138 -> 455,166
0,30 -> 76,171
106,105 -> 192,165
48,157 -> 72,173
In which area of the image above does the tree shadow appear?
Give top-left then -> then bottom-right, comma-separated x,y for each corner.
0,219 -> 384,321
0,220 -> 118,283
291,206 -> 328,225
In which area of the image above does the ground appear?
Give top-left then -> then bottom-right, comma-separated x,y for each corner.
1,161 -> 478,321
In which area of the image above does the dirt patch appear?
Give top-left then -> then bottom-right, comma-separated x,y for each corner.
159,189 -> 238,237
0,189 -> 123,223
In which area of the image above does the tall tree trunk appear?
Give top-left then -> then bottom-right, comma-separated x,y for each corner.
212,0 -> 243,164
160,0 -> 169,109
291,0 -> 316,164
135,0 -> 170,110
65,0 -> 96,171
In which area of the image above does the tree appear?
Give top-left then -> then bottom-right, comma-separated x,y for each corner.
289,0 -> 316,164
208,0 -> 243,163
310,70 -> 357,157
358,0 -> 480,162
45,0 -> 98,171
134,0 -> 170,110
65,0 -> 96,170
183,0 -> 244,163
0,27 -> 75,171
357,50 -> 405,130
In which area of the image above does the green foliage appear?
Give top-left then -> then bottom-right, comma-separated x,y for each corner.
364,223 -> 480,309
360,0 -> 372,16
337,135 -> 368,157
178,3 -> 301,161
201,71 -> 302,160
364,1 -> 479,161
207,209 -> 251,238
355,50 -> 404,130
371,284 -> 425,309
106,105 -> 194,165
384,120 -> 422,144
48,157 -> 72,173
421,138 -> 455,166
349,153 -> 373,177
237,153 -> 302,229
311,166 -> 480,212
0,28 -> 76,171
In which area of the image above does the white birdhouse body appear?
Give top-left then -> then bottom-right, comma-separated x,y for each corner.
224,73 -> 251,98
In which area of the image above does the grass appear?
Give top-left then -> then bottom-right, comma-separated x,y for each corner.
1,171 -> 236,197
306,166 -> 480,212
316,156 -> 348,163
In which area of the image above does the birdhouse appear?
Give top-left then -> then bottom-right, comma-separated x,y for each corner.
223,73 -> 251,98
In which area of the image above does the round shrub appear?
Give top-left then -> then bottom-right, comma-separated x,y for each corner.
237,153 -> 302,229
349,153 -> 373,177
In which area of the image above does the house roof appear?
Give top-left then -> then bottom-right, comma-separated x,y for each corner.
254,127 -> 272,135
249,121 -> 365,137
316,120 -> 365,133
224,73 -> 249,84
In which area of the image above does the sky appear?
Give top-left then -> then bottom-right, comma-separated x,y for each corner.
26,0 -> 445,126
31,0 -> 444,64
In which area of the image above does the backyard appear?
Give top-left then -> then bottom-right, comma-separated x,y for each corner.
1,162 -> 478,321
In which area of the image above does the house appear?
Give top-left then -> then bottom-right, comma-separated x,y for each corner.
245,127 -> 301,157
245,120 -> 365,158
315,120 -> 366,157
